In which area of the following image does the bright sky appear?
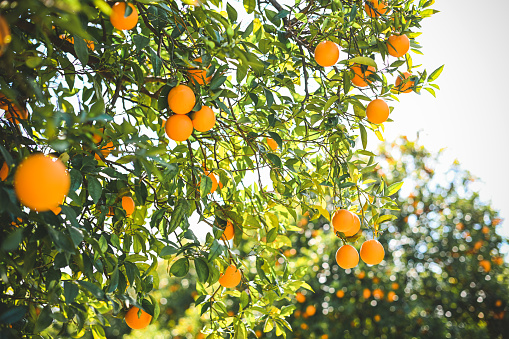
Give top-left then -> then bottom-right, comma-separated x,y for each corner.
371,0 -> 509,238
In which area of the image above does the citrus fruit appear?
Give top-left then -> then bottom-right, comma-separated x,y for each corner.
4,104 -> 28,124
394,72 -> 414,93
296,292 -> 306,303
351,64 -> 376,87
364,0 -> 387,18
167,85 -> 196,114
343,213 -> 361,237
0,15 -> 11,57
51,205 -> 62,215
266,137 -> 278,151
165,114 -> 193,141
122,196 -> 135,216
92,128 -> 104,144
221,220 -> 234,241
0,93 -> 9,110
373,288 -> 384,299
59,35 -> 95,50
366,98 -> 390,124
363,288 -> 371,298
336,290 -> 345,298
360,239 -> 385,265
191,106 -> 215,132
314,41 -> 340,67
218,264 -> 242,288
374,314 -> 381,322
14,154 -> 70,212
204,171 -> 218,194
95,141 -> 114,161
110,2 -> 139,31
387,34 -> 410,58
387,291 -> 396,302
125,306 -> 152,330
480,260 -> 491,272
306,305 -> 316,316
188,57 -> 212,85
332,209 -> 355,233
0,161 -> 8,180
336,244 -> 359,269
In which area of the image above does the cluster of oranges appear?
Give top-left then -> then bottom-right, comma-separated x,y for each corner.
313,0 -> 414,125
332,209 -> 385,269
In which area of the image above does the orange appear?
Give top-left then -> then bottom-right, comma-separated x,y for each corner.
4,104 -> 28,124
221,220 -> 234,241
203,171 -> 218,194
110,2 -> 139,31
266,137 -> 278,151
191,106 -> 216,132
357,271 -> 366,279
0,93 -> 9,110
218,264 -> 242,288
343,213 -> 361,237
351,64 -> 376,87
391,282 -> 399,290
336,290 -> 345,298
300,323 -> 309,330
306,305 -> 316,316
296,292 -> 306,303
336,244 -> 359,269
314,41 -> 340,67
167,85 -> 196,114
0,161 -> 8,180
92,128 -> 104,144
59,35 -> 95,50
122,196 -> 135,216
493,256 -> 504,265
474,240 -> 483,250
360,239 -> 385,265
364,0 -> 387,18
14,154 -> 70,212
95,141 -> 114,161
496,300 -> 502,307
374,314 -> 381,322
366,98 -> 390,124
0,15 -> 11,57
482,226 -> 489,234
125,306 -> 152,330
332,209 -> 355,233
387,291 -> 396,302
51,205 -> 62,215
255,330 -> 262,338
387,34 -> 410,58
479,260 -> 491,272
394,72 -> 415,93
373,288 -> 384,299
363,288 -> 371,299
188,57 -> 212,85
165,114 -> 193,141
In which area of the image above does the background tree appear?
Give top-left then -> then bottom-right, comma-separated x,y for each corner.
0,0 -> 441,338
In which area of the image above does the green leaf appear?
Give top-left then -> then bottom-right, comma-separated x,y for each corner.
194,258 -> 210,283
0,306 -> 27,324
150,48 -> 162,77
1,228 -> 23,251
268,132 -> 282,149
108,266 -> 119,293
133,34 -> 150,51
88,176 -> 102,204
34,306 -> 53,333
359,124 -> 367,149
124,261 -> 140,285
234,320 -> 247,339
170,257 -> 189,277
200,175 -> 213,197
376,214 -> 398,224
348,56 -> 377,68
78,280 -> 105,299
226,3 -> 238,22
168,198 -> 189,234
244,0 -> 255,13
64,281 -> 79,305
150,208 -> 166,230
387,181 -> 404,196
266,153 -> 282,168
210,75 -> 227,90
73,36 -> 89,66
427,65 -> 444,82
159,245 -> 178,258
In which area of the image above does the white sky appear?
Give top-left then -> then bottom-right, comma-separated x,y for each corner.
371,0 -> 509,238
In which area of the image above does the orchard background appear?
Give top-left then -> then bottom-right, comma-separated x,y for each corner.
0,0 -> 506,338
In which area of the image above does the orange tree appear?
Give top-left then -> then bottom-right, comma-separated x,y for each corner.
0,0 -> 441,338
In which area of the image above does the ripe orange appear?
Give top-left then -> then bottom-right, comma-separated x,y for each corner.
374,314 -> 381,322
110,2 -> 139,31
336,290 -> 345,298
204,171 -> 218,194
479,260 -> 491,272
336,244 -> 359,269
266,137 -> 278,151
51,205 -> 62,215
94,141 -> 114,161
14,154 -> 70,212
122,196 -> 135,216
305,305 -> 316,316
300,323 -> 309,330
360,239 -> 385,265
351,64 -> 376,87
373,288 -> 384,299
92,128 -> 104,144
167,85 -> 196,115
59,35 -> 95,50
387,291 -> 396,302
188,57 -> 212,85
0,15 -> 11,57
314,41 -> 340,67
165,114 -> 193,141
296,291 -> 306,303
482,226 -> 489,234
125,306 -> 152,330
218,264 -> 242,288
4,104 -> 28,124
394,72 -> 415,93
495,300 -> 502,307
332,209 -> 355,233
364,0 -> 387,18
221,220 -> 234,241
493,256 -> 504,265
343,213 -> 361,237
357,271 -> 366,279
0,161 -> 8,180
363,288 -> 371,299
391,282 -> 399,290
387,34 -> 410,58
191,106 -> 216,132
366,98 -> 390,124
